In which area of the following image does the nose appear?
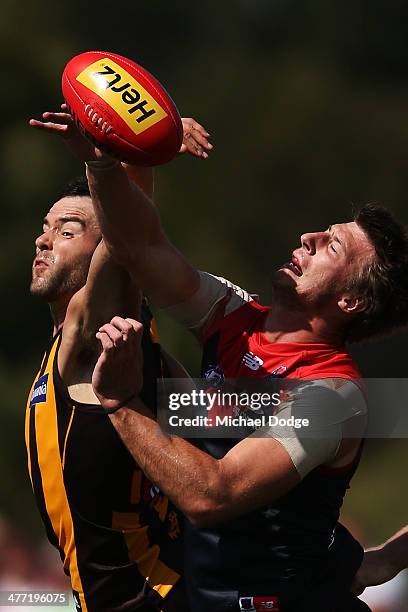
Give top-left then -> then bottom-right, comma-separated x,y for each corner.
301,232 -> 316,255
35,228 -> 53,251
301,231 -> 328,255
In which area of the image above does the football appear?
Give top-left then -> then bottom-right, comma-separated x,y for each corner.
62,51 -> 183,165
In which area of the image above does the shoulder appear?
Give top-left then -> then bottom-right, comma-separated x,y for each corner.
298,345 -> 362,380
203,293 -> 269,341
163,270 -> 260,339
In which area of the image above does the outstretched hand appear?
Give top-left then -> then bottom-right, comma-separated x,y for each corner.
92,316 -> 144,413
30,105 -> 213,162
180,117 -> 213,159
29,103 -> 108,162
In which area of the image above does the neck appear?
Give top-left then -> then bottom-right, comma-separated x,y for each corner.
263,301 -> 346,345
50,298 -> 69,335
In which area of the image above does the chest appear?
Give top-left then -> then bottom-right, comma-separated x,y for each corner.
202,327 -> 304,381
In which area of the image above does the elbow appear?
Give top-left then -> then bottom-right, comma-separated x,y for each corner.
183,490 -> 231,528
183,462 -> 236,528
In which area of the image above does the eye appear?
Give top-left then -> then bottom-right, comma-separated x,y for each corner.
62,231 -> 73,238
330,243 -> 337,253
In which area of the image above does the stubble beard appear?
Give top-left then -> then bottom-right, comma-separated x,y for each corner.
271,271 -> 304,311
30,257 -> 90,303
271,270 -> 339,313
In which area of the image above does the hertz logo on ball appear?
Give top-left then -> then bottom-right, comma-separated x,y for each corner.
76,58 -> 167,135
63,50 -> 183,165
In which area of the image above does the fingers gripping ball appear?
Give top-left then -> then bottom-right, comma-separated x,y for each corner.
62,51 -> 183,165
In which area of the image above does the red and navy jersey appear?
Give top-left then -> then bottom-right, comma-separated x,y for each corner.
185,300 -> 365,612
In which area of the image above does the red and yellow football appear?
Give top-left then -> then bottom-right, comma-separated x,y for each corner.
62,51 -> 183,165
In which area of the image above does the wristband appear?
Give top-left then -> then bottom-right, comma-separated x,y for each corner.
102,392 -> 138,415
85,158 -> 120,170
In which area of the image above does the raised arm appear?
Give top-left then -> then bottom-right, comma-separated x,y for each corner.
86,160 -> 201,308
85,117 -> 213,308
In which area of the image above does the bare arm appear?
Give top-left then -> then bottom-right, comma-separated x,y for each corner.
92,317 -> 300,526
86,162 -> 201,308
84,116 -> 212,309
64,243 -> 139,346
110,408 -> 299,527
352,526 -> 408,595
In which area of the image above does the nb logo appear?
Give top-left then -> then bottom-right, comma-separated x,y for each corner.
242,352 -> 264,371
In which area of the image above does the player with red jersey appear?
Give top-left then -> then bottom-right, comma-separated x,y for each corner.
74,137 -> 408,609
92,278 -> 369,612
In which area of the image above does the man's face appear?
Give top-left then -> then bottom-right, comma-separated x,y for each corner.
30,196 -> 101,303
273,221 -> 375,312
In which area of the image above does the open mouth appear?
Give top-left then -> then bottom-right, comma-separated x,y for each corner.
281,256 -> 303,277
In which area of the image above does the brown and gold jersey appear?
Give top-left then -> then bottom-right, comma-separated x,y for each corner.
25,309 -> 183,612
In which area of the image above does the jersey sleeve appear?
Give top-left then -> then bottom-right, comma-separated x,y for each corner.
255,378 -> 367,479
162,270 -> 256,332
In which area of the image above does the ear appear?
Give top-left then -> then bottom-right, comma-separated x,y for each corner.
337,294 -> 367,315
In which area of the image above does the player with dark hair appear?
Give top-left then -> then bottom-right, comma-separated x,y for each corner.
346,204 -> 408,341
57,175 -> 92,198
26,109 -> 212,612
82,151 -> 408,612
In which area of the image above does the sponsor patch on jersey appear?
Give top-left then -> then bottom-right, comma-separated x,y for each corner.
30,373 -> 49,406
203,364 -> 225,387
268,365 -> 287,378
242,352 -> 264,371
239,596 -> 280,611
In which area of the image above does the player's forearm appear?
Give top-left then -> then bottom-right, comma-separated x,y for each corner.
109,401 -> 230,526
379,525 -> 408,575
86,161 -> 200,307
122,163 -> 154,200
86,162 -> 161,267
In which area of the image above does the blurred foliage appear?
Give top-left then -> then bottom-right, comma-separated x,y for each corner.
1,0 -> 408,549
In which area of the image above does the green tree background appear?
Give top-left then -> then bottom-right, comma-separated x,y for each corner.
0,0 -> 407,580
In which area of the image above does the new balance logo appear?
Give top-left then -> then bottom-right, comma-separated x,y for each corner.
242,352 -> 264,371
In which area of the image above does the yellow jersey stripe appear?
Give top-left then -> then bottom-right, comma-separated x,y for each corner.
34,337 -> 87,611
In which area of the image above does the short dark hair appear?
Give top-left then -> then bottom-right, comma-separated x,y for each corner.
58,176 -> 90,200
346,203 -> 408,342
